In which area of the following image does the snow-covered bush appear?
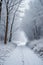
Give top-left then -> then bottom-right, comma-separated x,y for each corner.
26,38 -> 43,59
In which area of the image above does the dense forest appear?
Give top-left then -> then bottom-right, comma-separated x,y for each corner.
0,0 -> 43,44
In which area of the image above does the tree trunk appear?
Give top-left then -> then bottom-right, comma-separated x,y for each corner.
0,0 -> 2,18
9,26 -> 12,42
9,14 -> 15,42
4,7 -> 8,44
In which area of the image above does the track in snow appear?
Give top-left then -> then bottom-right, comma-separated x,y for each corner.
4,46 -> 43,65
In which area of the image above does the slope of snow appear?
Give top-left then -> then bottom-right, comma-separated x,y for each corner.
26,38 -> 43,60
4,46 -> 43,65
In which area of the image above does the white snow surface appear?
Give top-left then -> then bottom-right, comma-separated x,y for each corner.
4,46 -> 43,65
26,38 -> 43,60
0,41 -> 17,65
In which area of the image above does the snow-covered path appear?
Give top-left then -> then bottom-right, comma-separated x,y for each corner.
4,46 -> 43,65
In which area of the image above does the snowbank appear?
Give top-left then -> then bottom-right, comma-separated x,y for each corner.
26,38 -> 43,60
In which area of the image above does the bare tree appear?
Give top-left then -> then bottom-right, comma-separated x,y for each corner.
4,0 -> 22,44
9,0 -> 22,42
33,20 -> 41,40
4,0 -> 15,44
4,0 -> 9,44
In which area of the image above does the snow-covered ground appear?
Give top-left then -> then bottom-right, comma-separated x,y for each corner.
4,46 -> 43,65
0,0 -> 43,64
26,38 -> 43,60
0,40 -> 43,65
0,41 -> 17,65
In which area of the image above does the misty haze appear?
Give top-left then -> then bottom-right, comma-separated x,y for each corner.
0,0 -> 43,65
